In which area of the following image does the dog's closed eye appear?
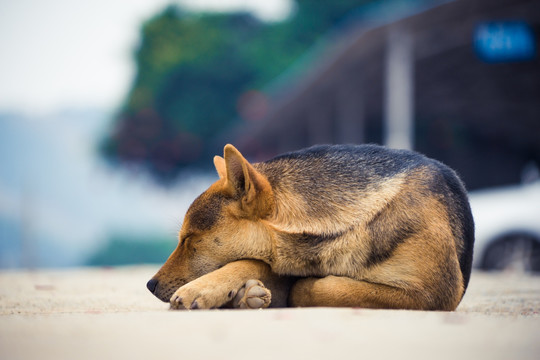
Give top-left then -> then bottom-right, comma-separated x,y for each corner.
180,233 -> 193,247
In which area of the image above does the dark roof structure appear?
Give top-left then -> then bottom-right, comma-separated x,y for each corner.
224,0 -> 540,190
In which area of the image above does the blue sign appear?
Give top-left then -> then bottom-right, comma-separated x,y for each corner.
474,21 -> 536,62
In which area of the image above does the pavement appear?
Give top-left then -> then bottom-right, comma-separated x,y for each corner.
1,266 -> 539,360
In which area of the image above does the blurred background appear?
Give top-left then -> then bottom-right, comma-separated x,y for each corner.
1,0 -> 539,271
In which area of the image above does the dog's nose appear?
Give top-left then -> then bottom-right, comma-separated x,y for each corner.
146,278 -> 159,293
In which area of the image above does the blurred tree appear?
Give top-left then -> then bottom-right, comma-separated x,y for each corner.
101,1 -> 372,183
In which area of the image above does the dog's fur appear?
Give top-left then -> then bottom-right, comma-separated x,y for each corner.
147,144 -> 474,311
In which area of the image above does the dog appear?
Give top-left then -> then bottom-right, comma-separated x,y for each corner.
147,144 -> 474,311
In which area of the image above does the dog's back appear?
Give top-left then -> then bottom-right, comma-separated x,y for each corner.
256,144 -> 474,303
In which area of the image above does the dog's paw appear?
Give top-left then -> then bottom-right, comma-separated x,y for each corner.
170,281 -> 237,310
232,279 -> 271,309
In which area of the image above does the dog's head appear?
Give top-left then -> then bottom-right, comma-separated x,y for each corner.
146,144 -> 274,302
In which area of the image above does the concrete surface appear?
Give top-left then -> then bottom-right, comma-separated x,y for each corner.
1,266 -> 539,360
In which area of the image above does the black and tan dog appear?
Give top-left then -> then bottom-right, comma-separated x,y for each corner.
147,144 -> 474,311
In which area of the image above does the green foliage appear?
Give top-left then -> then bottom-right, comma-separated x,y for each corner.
87,234 -> 176,266
101,0 -> 373,183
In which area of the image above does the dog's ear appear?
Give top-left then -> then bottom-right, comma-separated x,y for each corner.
222,144 -> 274,218
213,156 -> 226,179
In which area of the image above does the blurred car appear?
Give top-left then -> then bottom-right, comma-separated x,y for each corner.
469,180 -> 540,273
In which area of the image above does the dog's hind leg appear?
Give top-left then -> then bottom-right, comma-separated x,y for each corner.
288,276 -> 445,310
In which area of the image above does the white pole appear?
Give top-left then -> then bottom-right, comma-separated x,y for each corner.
384,28 -> 414,150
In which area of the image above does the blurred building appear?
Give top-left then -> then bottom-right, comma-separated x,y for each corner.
226,0 -> 540,190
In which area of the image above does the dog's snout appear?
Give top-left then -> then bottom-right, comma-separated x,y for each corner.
146,278 -> 159,293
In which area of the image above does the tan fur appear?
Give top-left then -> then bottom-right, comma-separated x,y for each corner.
264,173 -> 407,236
148,144 -> 472,311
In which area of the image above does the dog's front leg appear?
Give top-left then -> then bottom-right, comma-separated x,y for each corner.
170,259 -> 274,310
